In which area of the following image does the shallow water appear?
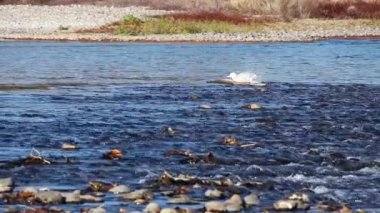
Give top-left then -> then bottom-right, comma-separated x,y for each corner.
0,40 -> 379,212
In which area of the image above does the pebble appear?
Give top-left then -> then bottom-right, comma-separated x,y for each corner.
144,202 -> 161,213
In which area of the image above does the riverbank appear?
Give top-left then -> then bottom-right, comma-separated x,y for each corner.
1,5 -> 380,42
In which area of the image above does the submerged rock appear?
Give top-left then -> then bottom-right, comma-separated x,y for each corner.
0,177 -> 14,192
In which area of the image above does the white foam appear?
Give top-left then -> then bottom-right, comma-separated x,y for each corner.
226,71 -> 265,86
312,185 -> 329,194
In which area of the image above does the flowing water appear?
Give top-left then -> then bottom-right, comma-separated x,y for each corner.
0,40 -> 379,212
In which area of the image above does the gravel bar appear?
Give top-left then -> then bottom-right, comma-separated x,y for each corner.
0,5 -> 380,42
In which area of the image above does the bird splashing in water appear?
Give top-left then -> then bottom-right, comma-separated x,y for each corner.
227,72 -> 263,85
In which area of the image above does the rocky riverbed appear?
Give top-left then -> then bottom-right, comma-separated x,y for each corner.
0,5 -> 380,42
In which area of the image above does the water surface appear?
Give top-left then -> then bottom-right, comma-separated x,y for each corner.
0,40 -> 379,212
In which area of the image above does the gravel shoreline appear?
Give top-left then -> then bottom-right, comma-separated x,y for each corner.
1,5 -> 380,42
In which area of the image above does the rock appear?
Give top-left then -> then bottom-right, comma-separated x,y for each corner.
221,135 -> 239,145
225,194 -> 243,206
135,198 -> 148,205
273,199 -> 297,211
62,190 -> 81,203
199,104 -> 211,109
119,189 -> 153,200
205,189 -> 224,199
35,191 -> 64,204
0,177 -> 13,192
144,202 -> 161,213
89,181 -> 115,192
244,193 -> 260,206
0,177 -> 13,187
160,208 -> 177,213
103,149 -> 122,160
109,184 -> 130,194
163,127 -> 176,135
288,193 -> 309,203
80,194 -> 104,202
88,207 -> 107,213
0,186 -> 12,193
61,143 -> 79,150
4,206 -> 19,213
205,201 -> 226,212
20,187 -> 38,195
225,203 -> 242,212
167,195 -> 199,204
340,206 -> 353,213
245,103 -> 262,110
